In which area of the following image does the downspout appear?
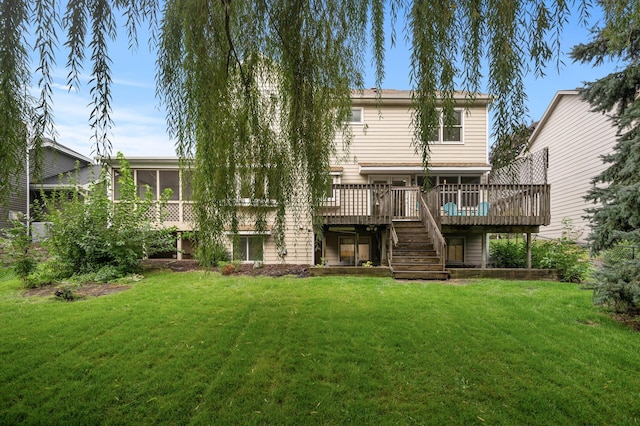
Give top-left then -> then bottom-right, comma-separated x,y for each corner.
26,144 -> 30,236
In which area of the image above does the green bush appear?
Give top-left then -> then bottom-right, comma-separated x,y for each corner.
26,259 -> 73,287
39,153 -> 177,281
1,215 -> 36,286
185,232 -> 231,268
537,240 -> 591,283
490,239 -> 526,268
490,220 -> 592,283
94,265 -> 126,283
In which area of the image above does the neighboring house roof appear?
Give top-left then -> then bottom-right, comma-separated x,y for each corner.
37,164 -> 102,188
527,89 -> 618,243
528,89 -> 581,143
30,139 -> 97,189
41,138 -> 93,165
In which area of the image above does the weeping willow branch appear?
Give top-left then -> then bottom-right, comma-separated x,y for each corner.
5,0 -> 640,258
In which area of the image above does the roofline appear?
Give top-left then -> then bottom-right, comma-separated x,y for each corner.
100,156 -> 185,168
528,89 -> 580,142
351,89 -> 493,105
38,138 -> 94,164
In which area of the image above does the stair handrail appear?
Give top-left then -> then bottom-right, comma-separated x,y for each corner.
419,193 -> 446,269
388,221 -> 398,266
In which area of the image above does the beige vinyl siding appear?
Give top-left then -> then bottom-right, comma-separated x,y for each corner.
223,192 -> 314,265
464,234 -> 483,266
529,92 -> 617,243
333,104 -> 488,184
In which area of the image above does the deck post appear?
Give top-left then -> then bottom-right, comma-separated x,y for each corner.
177,231 -> 183,260
526,232 -> 532,269
481,233 -> 486,269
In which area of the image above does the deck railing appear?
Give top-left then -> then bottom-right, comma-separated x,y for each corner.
322,183 -> 550,227
137,183 -> 550,229
419,194 -> 446,268
321,184 -> 393,224
428,184 -> 551,226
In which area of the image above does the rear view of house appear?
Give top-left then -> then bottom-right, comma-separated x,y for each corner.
105,89 -> 550,278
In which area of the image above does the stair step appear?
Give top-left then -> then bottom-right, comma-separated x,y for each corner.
395,245 -> 435,252
392,257 -> 441,264
391,263 -> 444,271
394,221 -> 424,226
393,270 -> 450,280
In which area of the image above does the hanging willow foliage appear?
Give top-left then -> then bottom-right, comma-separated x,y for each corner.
4,0 -> 639,260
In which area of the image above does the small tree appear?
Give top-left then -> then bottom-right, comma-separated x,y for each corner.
38,153 -> 176,282
0,214 -> 36,285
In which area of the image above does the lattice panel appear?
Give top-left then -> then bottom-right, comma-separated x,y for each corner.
183,203 -> 196,223
489,148 -> 548,185
164,203 -> 180,222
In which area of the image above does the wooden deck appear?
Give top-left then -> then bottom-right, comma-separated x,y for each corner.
321,184 -> 550,230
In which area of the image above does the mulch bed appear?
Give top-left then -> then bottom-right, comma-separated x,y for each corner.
141,259 -> 311,277
25,283 -> 130,298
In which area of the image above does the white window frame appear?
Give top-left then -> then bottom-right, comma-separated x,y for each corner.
233,235 -> 265,263
429,109 -> 465,144
348,107 -> 364,125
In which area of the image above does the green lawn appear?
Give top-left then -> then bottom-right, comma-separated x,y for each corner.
1,268 -> 639,425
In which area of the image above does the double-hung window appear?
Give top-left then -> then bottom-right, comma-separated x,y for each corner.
429,109 -> 464,144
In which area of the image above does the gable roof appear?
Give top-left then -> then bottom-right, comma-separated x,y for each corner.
528,90 -> 580,143
40,138 -> 93,164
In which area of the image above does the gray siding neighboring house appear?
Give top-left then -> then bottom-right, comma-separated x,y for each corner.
0,139 -> 97,231
528,90 -> 618,244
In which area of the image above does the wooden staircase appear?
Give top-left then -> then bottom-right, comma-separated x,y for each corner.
390,220 -> 449,280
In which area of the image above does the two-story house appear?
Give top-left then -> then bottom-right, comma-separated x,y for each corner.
104,89 -> 550,279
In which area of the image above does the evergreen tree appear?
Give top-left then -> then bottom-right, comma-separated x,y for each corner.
572,22 -> 640,312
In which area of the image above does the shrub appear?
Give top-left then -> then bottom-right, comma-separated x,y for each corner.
490,220 -> 592,283
40,153 -> 176,281
0,215 -> 37,286
185,232 -> 231,268
490,239 -> 526,268
94,265 -> 126,283
537,240 -> 591,283
221,263 -> 236,275
27,259 -> 73,287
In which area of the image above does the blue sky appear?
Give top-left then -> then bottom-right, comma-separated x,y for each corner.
38,5 -> 622,158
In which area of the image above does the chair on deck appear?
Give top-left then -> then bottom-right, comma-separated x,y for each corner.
476,201 -> 490,216
443,202 -> 458,216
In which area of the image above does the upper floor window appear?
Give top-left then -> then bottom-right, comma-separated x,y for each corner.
348,108 -> 363,124
430,109 -> 464,144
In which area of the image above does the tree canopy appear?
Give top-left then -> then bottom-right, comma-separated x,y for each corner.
3,0 -> 639,259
